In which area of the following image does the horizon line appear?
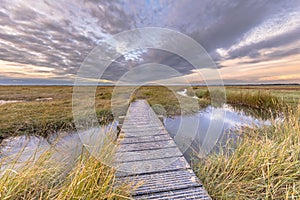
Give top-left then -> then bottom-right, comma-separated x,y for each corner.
0,83 -> 299,86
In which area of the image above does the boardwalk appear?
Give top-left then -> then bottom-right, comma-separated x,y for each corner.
116,100 -> 211,199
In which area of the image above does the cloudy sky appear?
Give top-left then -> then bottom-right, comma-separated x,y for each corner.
0,0 -> 299,85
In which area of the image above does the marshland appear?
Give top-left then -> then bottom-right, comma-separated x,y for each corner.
0,85 -> 299,199
2,0 -> 300,198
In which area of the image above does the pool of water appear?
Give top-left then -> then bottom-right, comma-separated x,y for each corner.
0,122 -> 118,172
164,104 -> 271,160
0,100 -> 23,105
0,103 -> 273,170
176,89 -> 199,99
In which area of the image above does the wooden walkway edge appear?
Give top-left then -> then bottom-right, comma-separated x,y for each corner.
116,100 -> 211,199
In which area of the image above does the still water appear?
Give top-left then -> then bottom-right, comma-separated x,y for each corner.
0,103 -> 271,169
164,104 -> 271,160
0,124 -> 118,173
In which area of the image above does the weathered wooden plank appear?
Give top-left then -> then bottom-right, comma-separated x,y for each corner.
116,156 -> 190,177
134,187 -> 211,200
119,134 -> 172,144
116,100 -> 211,199
116,146 -> 182,163
121,124 -> 162,129
123,120 -> 161,125
121,126 -> 165,133
117,139 -> 176,152
119,129 -> 168,137
118,169 -> 201,196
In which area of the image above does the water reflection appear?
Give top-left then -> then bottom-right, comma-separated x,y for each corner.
164,104 -> 271,161
0,100 -> 23,106
1,104 -> 274,170
176,89 -> 199,99
0,122 -> 118,173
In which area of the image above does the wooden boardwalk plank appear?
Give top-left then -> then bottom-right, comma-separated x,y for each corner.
116,147 -> 182,163
117,139 -> 176,152
121,126 -> 166,133
134,187 -> 211,200
116,100 -> 211,199
119,134 -> 172,144
118,169 -> 201,195
116,156 -> 190,177
119,129 -> 168,137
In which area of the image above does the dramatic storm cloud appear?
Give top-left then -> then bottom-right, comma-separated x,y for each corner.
0,0 -> 299,84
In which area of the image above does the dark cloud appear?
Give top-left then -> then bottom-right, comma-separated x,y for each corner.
0,0 -> 299,84
238,47 -> 300,65
267,48 -> 300,59
187,1 -> 271,51
228,28 -> 300,60
103,49 -> 196,81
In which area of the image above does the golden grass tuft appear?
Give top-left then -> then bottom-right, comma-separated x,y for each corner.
0,133 -> 134,200
195,103 -> 300,199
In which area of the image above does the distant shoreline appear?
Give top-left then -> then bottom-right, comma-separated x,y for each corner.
0,83 -> 299,86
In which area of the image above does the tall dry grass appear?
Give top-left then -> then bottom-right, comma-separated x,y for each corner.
0,134 -> 133,199
226,90 -> 281,111
194,88 -> 282,111
195,104 -> 300,199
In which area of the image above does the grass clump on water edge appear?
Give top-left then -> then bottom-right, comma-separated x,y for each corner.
55,150 -> 133,199
194,103 -> 300,199
226,90 -> 282,111
194,88 -> 283,111
0,135 -> 134,199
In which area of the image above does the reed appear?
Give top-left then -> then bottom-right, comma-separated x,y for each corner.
1,85 -> 298,140
194,103 -> 300,199
0,132 -> 133,199
194,88 -> 283,110
226,90 -> 281,111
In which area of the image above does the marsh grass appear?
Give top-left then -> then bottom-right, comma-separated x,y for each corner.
226,90 -> 282,111
193,87 -> 284,111
194,103 -> 300,199
1,85 -> 192,139
0,150 -> 64,199
132,86 -> 208,115
0,132 -> 134,200
0,86 -> 113,139
55,150 -> 133,200
1,85 -> 299,140
225,85 -> 300,106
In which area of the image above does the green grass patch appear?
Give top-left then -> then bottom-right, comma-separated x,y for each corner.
132,86 -> 208,115
0,86 -> 113,140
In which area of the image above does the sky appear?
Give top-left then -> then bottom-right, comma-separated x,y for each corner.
0,0 -> 299,85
